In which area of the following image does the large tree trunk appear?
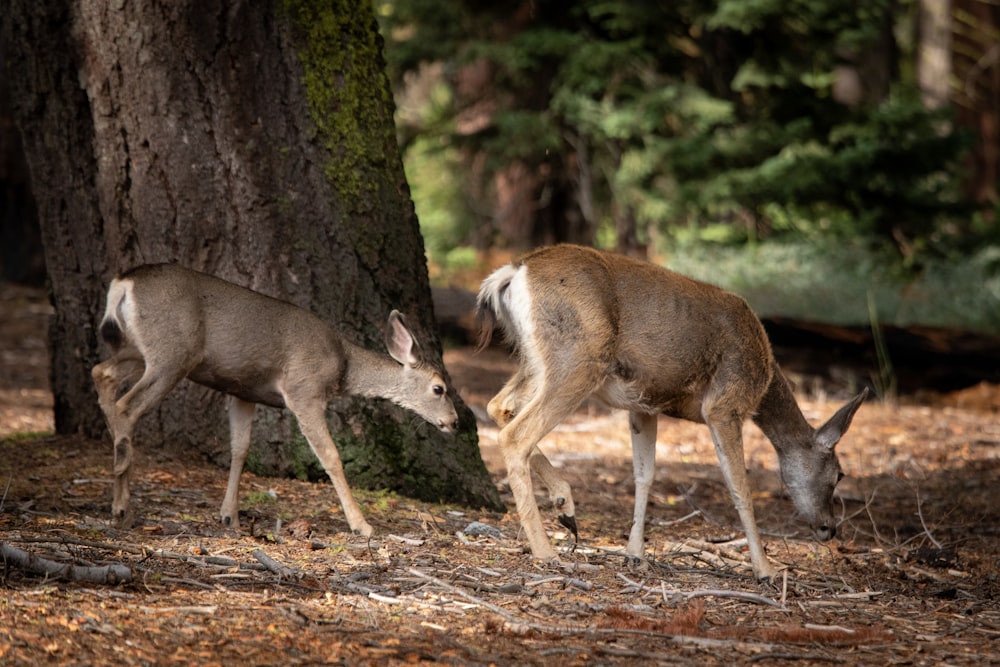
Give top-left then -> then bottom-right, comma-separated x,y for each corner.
1,0 -> 501,510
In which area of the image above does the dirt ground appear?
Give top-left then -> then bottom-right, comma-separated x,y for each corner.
1,282 -> 999,666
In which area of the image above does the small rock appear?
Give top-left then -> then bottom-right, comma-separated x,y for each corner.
463,521 -> 502,538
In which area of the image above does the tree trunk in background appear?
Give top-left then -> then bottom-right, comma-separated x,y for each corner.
952,0 -> 1000,204
917,0 -> 952,110
1,0 -> 501,510
832,11 -> 896,108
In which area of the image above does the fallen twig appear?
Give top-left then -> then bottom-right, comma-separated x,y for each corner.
681,539 -> 748,564
15,535 -> 145,554
524,575 -> 594,591
0,474 -> 11,512
369,590 -> 475,614
139,605 -> 218,615
914,486 -> 943,549
748,652 -> 846,664
1,541 -> 132,584
862,489 -> 891,549
616,573 -> 782,608
656,509 -> 702,527
406,567 -> 780,651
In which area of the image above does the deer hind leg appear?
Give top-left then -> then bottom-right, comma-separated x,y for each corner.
283,391 -> 373,537
703,407 -> 777,581
487,366 -> 536,427
219,397 -> 256,528
626,411 -> 658,558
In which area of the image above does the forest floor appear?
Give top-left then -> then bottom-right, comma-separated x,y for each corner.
1,282 -> 999,666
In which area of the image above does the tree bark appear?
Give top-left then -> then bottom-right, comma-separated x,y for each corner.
0,74 -> 44,286
1,0 -> 501,510
0,543 -> 132,584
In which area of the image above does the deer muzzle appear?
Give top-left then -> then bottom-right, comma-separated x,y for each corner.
813,522 -> 836,541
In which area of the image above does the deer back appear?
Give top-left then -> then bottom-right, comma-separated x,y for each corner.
479,244 -> 775,421
104,264 -> 347,407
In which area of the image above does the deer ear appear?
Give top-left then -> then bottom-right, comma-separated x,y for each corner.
815,387 -> 870,450
385,310 -> 421,367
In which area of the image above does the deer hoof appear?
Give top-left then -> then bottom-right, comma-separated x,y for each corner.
557,513 -> 578,540
353,523 -> 375,538
755,565 -> 780,585
112,508 -> 134,528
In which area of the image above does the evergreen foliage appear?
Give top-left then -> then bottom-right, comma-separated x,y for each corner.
379,0 -> 981,262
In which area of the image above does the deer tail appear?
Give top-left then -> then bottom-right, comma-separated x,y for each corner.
99,278 -> 132,350
475,263 -> 519,352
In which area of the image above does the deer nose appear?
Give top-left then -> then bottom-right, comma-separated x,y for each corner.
439,418 -> 459,433
815,523 -> 836,541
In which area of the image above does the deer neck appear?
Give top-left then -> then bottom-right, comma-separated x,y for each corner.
343,343 -> 403,401
751,364 -> 815,453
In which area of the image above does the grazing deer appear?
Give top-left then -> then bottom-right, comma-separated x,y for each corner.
92,264 -> 459,536
477,244 -> 868,580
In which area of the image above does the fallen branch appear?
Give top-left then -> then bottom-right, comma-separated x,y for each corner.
252,549 -> 299,578
0,541 -> 132,584
14,536 -> 273,575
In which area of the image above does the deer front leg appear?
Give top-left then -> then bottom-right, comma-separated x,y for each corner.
706,415 -> 778,581
285,396 -> 373,538
499,426 -> 558,561
99,348 -> 191,526
497,378 -> 594,561
528,446 -> 577,541
92,353 -> 145,525
626,411 -> 658,558
219,397 -> 256,528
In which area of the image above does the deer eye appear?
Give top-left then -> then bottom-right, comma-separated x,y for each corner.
432,385 -> 445,396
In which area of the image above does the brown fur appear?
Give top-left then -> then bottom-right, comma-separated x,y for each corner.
92,264 -> 458,535
477,244 -> 868,580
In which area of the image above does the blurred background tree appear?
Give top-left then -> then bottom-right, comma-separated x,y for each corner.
2,0 -> 998,331
377,0 -> 1000,298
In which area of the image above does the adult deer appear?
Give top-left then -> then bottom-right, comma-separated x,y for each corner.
92,264 -> 458,536
477,244 -> 868,580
